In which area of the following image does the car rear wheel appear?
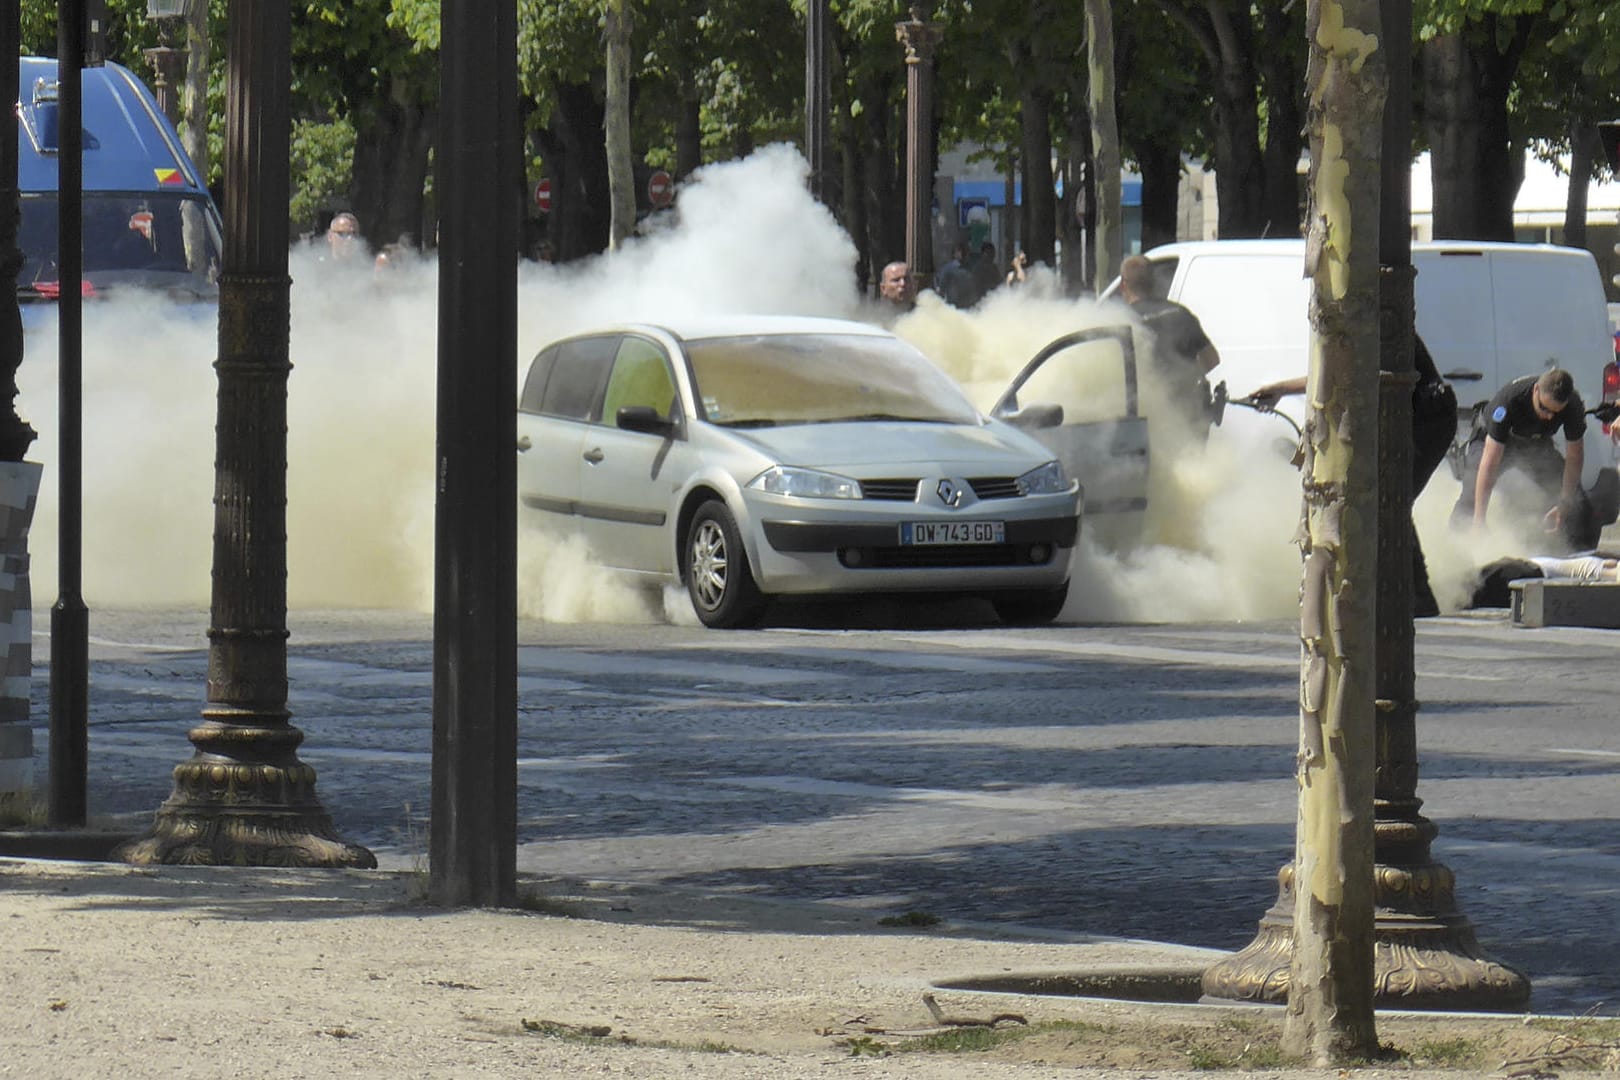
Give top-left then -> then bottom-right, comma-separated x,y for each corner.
989,581 -> 1069,626
685,500 -> 765,629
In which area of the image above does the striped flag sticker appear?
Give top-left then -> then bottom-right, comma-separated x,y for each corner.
154,168 -> 185,186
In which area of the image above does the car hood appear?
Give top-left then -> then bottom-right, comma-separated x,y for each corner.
731,419 -> 1046,472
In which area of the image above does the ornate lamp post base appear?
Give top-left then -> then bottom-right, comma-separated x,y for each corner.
117,720 -> 375,868
1202,838 -> 1530,1011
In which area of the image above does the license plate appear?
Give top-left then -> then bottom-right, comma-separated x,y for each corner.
899,521 -> 1005,545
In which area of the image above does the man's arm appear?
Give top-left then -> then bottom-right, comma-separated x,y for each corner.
1248,375 -> 1308,406
1473,435 -> 1507,528
1562,435 -> 1585,499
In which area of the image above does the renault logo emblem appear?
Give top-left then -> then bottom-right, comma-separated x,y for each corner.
936,479 -> 963,509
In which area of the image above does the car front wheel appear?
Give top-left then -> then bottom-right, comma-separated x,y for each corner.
685,500 -> 765,629
989,581 -> 1069,626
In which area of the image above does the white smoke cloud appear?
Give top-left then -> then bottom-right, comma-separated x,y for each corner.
17,144 -> 1455,626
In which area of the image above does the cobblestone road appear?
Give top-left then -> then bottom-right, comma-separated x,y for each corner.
30,605 -> 1620,1015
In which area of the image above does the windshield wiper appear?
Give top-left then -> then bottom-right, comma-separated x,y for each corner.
715,417 -> 778,429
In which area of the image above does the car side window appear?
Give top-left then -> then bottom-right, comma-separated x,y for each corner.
519,346 -> 557,413
600,336 -> 677,427
539,336 -> 619,421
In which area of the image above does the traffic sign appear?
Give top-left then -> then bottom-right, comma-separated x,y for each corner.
648,169 -> 674,209
534,178 -> 553,213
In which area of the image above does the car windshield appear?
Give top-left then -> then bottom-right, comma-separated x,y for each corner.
18,192 -> 222,298
685,333 -> 981,427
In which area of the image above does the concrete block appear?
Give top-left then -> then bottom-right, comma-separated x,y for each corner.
1511,579 -> 1620,628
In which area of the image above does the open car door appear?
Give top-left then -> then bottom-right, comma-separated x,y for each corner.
990,325 -> 1149,551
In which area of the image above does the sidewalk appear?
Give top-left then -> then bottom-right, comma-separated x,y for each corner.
0,857 -> 1590,1078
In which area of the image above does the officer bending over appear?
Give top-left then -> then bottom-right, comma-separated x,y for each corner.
1452,367 -> 1585,532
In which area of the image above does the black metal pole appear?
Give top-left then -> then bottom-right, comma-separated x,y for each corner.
49,0 -> 89,828
429,0 -> 518,906
117,0 -> 372,867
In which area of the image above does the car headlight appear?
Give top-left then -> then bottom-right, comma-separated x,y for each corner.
1016,460 -> 1071,496
748,465 -> 862,500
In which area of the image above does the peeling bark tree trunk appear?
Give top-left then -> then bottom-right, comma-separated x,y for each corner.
1285,0 -> 1383,1065
603,0 -> 636,250
1085,0 -> 1121,289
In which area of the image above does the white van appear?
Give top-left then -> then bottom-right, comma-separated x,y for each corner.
1113,239 -> 1617,478
1120,238 -> 1611,404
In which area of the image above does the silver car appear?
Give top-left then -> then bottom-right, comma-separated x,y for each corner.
516,315 -> 1146,628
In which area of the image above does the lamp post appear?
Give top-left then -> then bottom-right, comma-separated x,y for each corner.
143,0 -> 189,127
1200,0 -> 1528,1011
117,0 -> 373,868
896,1 -> 939,293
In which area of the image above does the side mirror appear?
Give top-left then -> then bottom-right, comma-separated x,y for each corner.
616,405 -> 675,437
1000,402 -> 1064,430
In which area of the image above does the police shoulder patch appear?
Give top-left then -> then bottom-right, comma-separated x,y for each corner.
1492,406 -> 1508,422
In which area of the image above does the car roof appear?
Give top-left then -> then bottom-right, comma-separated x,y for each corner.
17,57 -> 206,196
614,314 -> 893,344
1142,237 -> 1591,259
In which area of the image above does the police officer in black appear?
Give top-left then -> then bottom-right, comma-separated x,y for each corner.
1451,367 -> 1586,533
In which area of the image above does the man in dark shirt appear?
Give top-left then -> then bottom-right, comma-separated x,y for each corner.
1119,254 -> 1220,438
1451,367 -> 1586,532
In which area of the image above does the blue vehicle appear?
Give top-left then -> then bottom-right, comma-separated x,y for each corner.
15,57 -> 222,306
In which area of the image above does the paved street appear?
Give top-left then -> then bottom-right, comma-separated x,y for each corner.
25,604 -> 1620,1015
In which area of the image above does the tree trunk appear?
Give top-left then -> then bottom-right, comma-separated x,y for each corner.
1565,120 -> 1595,248
1137,136 -> 1180,251
840,120 -> 869,293
674,95 -> 702,180
1284,0 -> 1383,1064
603,0 -> 636,250
1258,3 -> 1305,237
859,69 -> 902,282
350,85 -> 436,251
1420,16 -> 1539,241
181,2 -> 209,184
1086,0 -> 1122,290
1018,87 -> 1056,267
1206,5 -> 1265,237
1061,100 -> 1091,293
537,82 -> 611,261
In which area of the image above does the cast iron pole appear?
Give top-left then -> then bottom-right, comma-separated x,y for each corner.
49,0 -> 89,828
118,0 -> 372,867
429,0 -> 519,907
1203,0 -> 1530,1010
896,1 -> 939,293
1368,0 -> 1528,1008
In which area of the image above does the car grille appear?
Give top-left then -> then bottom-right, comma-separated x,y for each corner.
967,476 -> 1021,500
842,544 -> 1053,569
860,478 -> 920,501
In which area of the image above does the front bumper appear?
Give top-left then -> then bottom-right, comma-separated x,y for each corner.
749,512 -> 1077,595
